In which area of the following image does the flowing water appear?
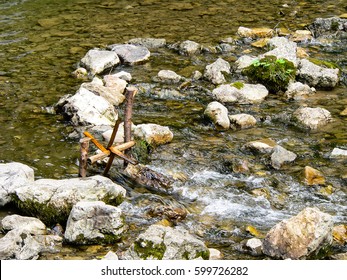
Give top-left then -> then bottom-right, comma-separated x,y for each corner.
0,0 -> 347,259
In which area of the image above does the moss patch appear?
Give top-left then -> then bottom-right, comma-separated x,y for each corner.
231,81 -> 245,90
242,55 -> 296,93
134,239 -> 167,260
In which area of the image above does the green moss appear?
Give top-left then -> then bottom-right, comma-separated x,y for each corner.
308,58 -> 340,70
132,140 -> 153,164
231,81 -> 245,90
134,239 -> 167,260
195,249 -> 210,260
242,55 -> 296,93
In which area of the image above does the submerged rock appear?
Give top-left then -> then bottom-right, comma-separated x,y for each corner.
123,224 -> 209,260
107,44 -> 150,65
134,123 -> 173,145
297,59 -> 339,88
64,201 -> 125,245
13,175 -> 126,225
204,101 -> 230,129
263,207 -> 333,259
304,166 -> 326,185
0,162 -> 34,207
204,58 -> 230,85
244,138 -> 277,154
308,17 -> 347,38
80,49 -> 120,75
270,145 -> 297,170
128,38 -> 166,49
293,106 -> 332,130
55,87 -> 118,126
237,27 -> 274,39
212,83 -> 268,104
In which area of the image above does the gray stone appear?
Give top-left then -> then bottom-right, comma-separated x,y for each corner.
128,38 -> 166,49
204,58 -> 230,85
297,59 -> 339,88
229,113 -> 257,129
124,225 -> 209,260
1,215 -> 46,235
55,87 -> 118,126
263,37 -> 298,66
212,83 -> 268,104
245,238 -> 263,256
103,250 -> 119,260
293,106 -> 332,130
103,74 -> 128,90
81,82 -> 125,106
155,70 -> 182,84
263,207 -> 333,259
64,201 -> 125,245
134,123 -> 173,145
13,175 -> 126,225
284,81 -> 316,100
107,44 -> 150,65
308,17 -> 347,38
0,162 -> 34,207
80,49 -> 120,75
204,101 -> 230,129
179,40 -> 201,55
271,145 -> 297,170
208,248 -> 222,260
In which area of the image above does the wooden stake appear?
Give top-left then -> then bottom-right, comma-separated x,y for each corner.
123,86 -> 137,167
88,141 -> 136,164
79,137 -> 90,177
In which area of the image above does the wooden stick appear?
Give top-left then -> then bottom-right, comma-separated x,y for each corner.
109,146 -> 138,165
79,137 -> 90,177
83,131 -> 107,152
107,118 -> 122,149
88,141 -> 136,164
123,86 -> 137,167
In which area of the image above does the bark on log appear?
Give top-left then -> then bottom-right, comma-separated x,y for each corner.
79,137 -> 90,177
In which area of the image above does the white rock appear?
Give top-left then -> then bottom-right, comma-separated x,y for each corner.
0,162 -> 34,207
64,201 -> 125,244
229,113 -> 257,129
1,215 -> 46,235
81,82 -> 125,106
81,49 -> 120,75
204,101 -> 230,129
293,106 -> 332,130
284,81 -> 316,100
134,124 -> 174,145
204,58 -> 230,85
330,148 -> 347,157
107,44 -> 150,65
156,70 -> 182,83
271,145 -> 297,170
179,40 -> 201,55
264,37 -> 298,66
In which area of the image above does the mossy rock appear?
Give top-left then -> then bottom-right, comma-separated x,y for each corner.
242,55 -> 296,93
134,239 -> 167,260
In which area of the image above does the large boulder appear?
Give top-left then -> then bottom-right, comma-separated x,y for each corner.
55,87 -> 118,126
134,123 -> 173,145
80,49 -> 120,75
107,44 -> 150,64
0,215 -> 62,260
204,58 -> 230,85
263,207 -> 333,259
123,225 -> 209,260
212,83 -> 268,104
12,175 -> 126,225
64,201 -> 125,245
204,101 -> 230,129
293,106 -> 332,130
297,59 -> 339,88
0,162 -> 34,207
